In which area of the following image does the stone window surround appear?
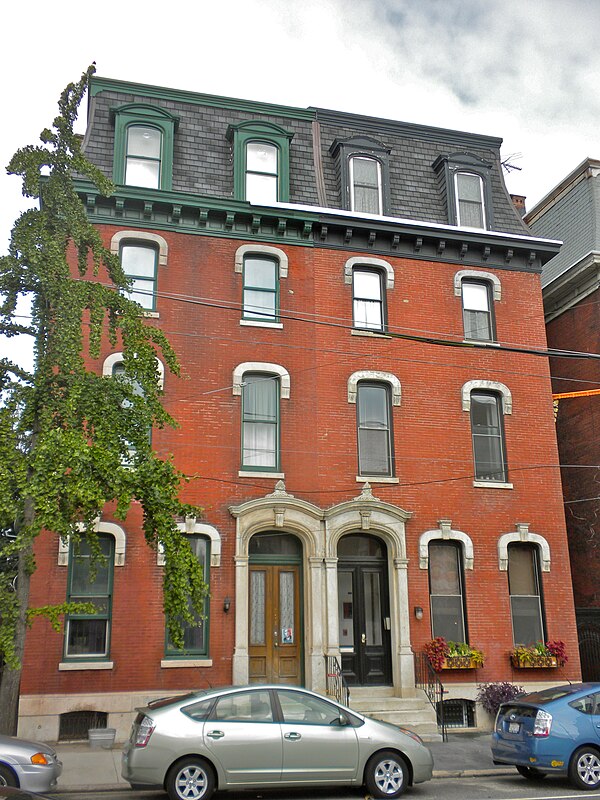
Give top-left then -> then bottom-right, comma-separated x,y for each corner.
233,363 -> 290,399
110,231 -> 169,267
58,520 -> 126,567
157,519 -> 222,567
347,371 -> 401,406
454,269 -> 501,302
102,352 -> 165,390
419,519 -> 474,571
235,244 -> 288,329
344,256 -> 394,290
461,380 -> 512,415
498,523 -> 551,572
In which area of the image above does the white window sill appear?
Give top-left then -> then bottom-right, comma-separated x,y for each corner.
473,480 -> 513,489
351,329 -> 391,339
59,661 -> 114,671
239,471 -> 285,479
356,476 -> 399,483
463,338 -> 499,347
240,320 -> 283,329
161,659 -> 213,668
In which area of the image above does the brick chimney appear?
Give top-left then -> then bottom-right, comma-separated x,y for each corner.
510,194 -> 526,217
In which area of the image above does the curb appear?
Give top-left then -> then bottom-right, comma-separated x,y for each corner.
433,768 -> 515,778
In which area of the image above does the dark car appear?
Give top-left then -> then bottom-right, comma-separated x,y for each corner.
492,683 -> 600,789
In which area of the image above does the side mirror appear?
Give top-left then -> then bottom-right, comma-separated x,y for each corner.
338,712 -> 350,726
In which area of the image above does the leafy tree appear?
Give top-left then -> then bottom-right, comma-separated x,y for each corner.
0,65 -> 208,734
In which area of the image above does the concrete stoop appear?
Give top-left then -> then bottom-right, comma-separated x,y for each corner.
347,687 -> 442,741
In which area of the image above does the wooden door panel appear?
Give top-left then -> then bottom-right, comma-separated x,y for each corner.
249,565 -> 301,685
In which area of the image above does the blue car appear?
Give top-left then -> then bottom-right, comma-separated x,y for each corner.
492,683 -> 600,789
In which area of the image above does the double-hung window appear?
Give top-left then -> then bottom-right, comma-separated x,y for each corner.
165,535 -> 209,657
242,374 -> 279,470
508,543 -> 544,646
429,541 -> 466,642
353,269 -> 385,331
246,142 -> 279,204
357,383 -> 393,476
455,172 -> 485,228
462,280 -> 494,341
120,243 -> 158,311
65,535 -> 114,659
125,125 -> 162,189
470,391 -> 507,482
243,256 -> 278,322
350,156 -> 382,214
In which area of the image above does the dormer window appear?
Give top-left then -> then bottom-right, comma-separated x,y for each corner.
455,172 -> 485,228
433,152 -> 494,230
227,121 -> 293,204
111,103 -> 178,191
350,156 -> 382,214
330,136 -> 391,216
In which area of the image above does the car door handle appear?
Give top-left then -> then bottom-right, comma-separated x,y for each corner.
206,730 -> 225,739
284,732 -> 302,740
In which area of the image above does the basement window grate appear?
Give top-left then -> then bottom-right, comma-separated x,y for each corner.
437,698 -> 476,728
59,710 -> 108,741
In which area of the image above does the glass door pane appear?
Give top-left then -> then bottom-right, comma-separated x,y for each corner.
250,570 -> 266,646
279,571 -> 295,644
363,572 -> 382,646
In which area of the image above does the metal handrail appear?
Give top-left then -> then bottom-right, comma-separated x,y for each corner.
325,655 -> 350,706
414,652 -> 447,741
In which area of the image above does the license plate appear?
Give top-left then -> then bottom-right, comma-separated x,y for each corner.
509,722 -> 520,733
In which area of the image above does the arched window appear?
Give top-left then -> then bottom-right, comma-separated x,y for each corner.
429,541 -> 466,642
455,171 -> 486,228
356,382 -> 394,477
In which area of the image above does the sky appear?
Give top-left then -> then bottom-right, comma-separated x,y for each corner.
1,0 -> 599,366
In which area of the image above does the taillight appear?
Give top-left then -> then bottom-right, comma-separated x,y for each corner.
134,715 -> 155,747
533,709 -> 552,737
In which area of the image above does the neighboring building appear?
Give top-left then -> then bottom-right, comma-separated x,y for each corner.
20,77 -> 580,741
526,158 -> 600,682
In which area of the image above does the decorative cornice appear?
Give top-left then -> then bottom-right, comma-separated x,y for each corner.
75,181 -> 560,273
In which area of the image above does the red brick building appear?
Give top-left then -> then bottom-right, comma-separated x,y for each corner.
19,77 -> 580,740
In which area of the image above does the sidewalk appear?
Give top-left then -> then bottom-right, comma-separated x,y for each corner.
53,734 -> 513,792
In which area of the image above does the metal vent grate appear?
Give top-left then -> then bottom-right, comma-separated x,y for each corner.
59,710 -> 108,741
437,699 -> 475,728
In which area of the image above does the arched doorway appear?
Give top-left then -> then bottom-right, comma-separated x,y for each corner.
248,532 -> 303,685
337,533 -> 392,686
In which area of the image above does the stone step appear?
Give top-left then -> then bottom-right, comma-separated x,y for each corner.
343,688 -> 442,741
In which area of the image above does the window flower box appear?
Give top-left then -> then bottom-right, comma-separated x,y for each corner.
424,637 -> 485,671
441,655 -> 481,670
510,654 -> 558,669
510,640 -> 567,669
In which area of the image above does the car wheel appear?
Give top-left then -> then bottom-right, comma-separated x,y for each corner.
0,764 -> 18,788
166,758 -> 215,800
365,750 -> 409,798
569,746 -> 600,790
516,765 -> 547,780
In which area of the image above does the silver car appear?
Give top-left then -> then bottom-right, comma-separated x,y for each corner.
0,735 -> 62,791
122,685 -> 433,799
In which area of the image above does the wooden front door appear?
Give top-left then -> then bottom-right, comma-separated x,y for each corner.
249,565 -> 301,684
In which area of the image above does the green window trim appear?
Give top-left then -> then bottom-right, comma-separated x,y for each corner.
111,103 -> 179,190
120,241 -> 159,311
241,373 -> 281,472
165,536 -> 210,658
227,120 -> 293,203
243,255 -> 279,322
64,535 -> 115,661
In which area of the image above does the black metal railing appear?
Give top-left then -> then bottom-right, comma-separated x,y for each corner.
325,655 -> 350,706
415,652 -> 447,741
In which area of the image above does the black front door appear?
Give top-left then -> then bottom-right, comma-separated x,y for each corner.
337,535 -> 392,685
